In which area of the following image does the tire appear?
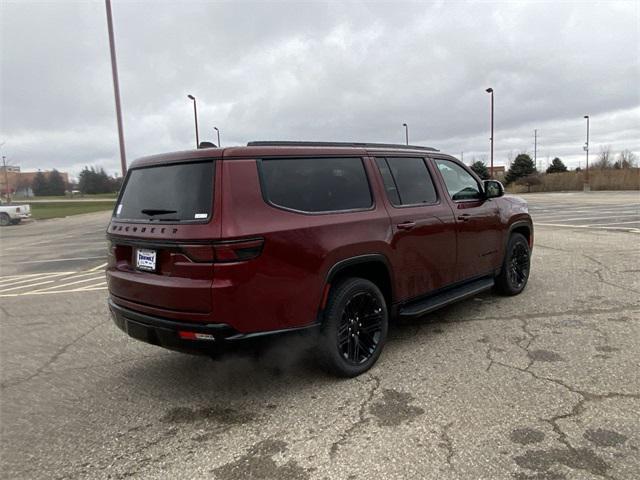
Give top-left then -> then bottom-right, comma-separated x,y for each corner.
495,232 -> 531,295
318,278 -> 388,377
0,213 -> 10,227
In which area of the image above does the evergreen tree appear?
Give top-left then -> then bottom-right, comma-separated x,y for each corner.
32,171 -> 49,196
79,166 -> 119,194
47,169 -> 67,196
505,154 -> 536,184
470,160 -> 490,180
546,157 -> 568,174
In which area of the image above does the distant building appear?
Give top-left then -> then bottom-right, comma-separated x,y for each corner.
492,166 -> 506,180
0,167 -> 70,197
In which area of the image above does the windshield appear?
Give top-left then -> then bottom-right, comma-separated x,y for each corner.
114,161 -> 214,222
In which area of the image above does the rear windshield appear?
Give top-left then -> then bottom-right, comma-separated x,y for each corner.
114,161 -> 214,222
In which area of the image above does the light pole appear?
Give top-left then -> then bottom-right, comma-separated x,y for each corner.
105,0 -> 127,176
485,88 -> 494,179
214,127 -> 220,147
402,123 -> 409,145
187,95 -> 199,148
583,115 -> 590,190
534,129 -> 537,171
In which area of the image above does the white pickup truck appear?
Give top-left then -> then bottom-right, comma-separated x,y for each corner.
0,203 -> 31,226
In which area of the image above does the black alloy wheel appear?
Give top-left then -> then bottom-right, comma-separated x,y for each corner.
319,278 -> 388,377
508,241 -> 530,290
338,291 -> 384,365
495,232 -> 531,295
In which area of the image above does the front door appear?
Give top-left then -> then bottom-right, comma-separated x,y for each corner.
432,157 -> 502,281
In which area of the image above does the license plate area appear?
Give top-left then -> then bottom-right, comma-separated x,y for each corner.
136,248 -> 157,272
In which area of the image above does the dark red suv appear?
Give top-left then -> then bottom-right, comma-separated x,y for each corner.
107,141 -> 532,376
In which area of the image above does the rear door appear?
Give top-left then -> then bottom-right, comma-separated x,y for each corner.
373,157 -> 457,300
107,159 -> 219,315
431,157 -> 502,281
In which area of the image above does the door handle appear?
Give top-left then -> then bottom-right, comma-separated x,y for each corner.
457,213 -> 472,222
396,221 -> 417,230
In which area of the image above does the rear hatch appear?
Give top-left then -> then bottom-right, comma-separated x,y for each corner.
107,159 -> 219,315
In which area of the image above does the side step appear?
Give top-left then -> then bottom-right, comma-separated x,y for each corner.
398,276 -> 495,318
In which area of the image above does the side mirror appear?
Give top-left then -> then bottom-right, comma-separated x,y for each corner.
483,180 -> 504,199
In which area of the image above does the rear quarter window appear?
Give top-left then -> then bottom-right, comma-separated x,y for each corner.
259,157 -> 373,213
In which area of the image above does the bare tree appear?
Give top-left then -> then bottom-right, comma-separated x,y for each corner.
592,145 -> 613,169
614,149 -> 637,169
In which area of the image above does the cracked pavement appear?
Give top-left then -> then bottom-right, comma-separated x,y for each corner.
1,193 -> 639,479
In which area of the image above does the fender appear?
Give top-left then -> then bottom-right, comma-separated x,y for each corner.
317,254 -> 394,321
325,253 -> 393,283
508,219 -> 534,248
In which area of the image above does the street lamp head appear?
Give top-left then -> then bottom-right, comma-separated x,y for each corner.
402,123 -> 407,127
584,115 -> 589,119
187,94 -> 195,100
485,87 -> 493,93
214,126 -> 219,131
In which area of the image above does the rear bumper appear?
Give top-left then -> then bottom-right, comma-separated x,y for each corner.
108,298 -> 319,354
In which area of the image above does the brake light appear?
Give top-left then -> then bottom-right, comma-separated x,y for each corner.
178,331 -> 215,341
180,238 -> 264,263
213,238 -> 264,262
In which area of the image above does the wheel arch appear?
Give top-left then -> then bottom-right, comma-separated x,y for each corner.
508,220 -> 534,248
323,254 -> 394,312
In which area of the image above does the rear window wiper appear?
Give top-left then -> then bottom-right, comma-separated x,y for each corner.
141,209 -> 177,216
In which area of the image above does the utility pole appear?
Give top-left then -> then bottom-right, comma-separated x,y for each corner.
214,127 -> 220,147
533,130 -> 537,170
105,0 -> 127,177
402,123 -> 409,145
2,156 -> 10,203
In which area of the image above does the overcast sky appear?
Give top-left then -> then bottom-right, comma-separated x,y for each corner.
1,0 -> 639,177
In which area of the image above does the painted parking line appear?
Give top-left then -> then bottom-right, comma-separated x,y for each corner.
535,222 -> 640,233
0,280 -> 56,292
585,220 -> 640,227
9,256 -> 107,265
0,272 -> 74,287
0,268 -> 109,297
87,262 -> 108,272
534,215 -> 640,223
31,275 -> 106,293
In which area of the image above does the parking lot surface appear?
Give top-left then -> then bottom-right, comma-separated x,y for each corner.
1,191 -> 639,480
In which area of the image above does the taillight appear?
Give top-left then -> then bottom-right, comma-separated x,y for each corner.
15,207 -> 20,213
181,238 -> 264,263
213,238 -> 264,262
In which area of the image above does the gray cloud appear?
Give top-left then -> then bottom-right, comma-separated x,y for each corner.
1,0 -> 638,177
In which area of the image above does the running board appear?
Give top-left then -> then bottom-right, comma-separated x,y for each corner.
398,277 -> 495,318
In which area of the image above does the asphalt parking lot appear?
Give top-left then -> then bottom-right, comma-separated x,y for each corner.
1,191 -> 639,480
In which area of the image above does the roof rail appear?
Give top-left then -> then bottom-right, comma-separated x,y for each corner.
246,141 -> 438,152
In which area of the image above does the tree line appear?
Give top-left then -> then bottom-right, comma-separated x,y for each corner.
30,166 -> 122,196
469,147 -> 637,188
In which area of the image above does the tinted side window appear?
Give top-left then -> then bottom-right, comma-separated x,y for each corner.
260,157 -> 372,212
377,157 -> 437,205
435,159 -> 482,201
